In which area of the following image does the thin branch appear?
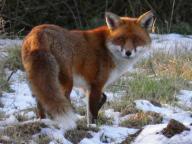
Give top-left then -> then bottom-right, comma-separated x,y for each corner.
0,70 -> 17,89
1,14 -> 32,27
0,0 -> 6,13
127,0 -> 135,17
73,0 -> 82,28
169,0 -> 176,33
62,1 -> 79,28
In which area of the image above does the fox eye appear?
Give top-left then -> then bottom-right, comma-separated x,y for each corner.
113,36 -> 125,45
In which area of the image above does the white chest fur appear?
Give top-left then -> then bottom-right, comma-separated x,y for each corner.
104,42 -> 147,88
104,58 -> 129,88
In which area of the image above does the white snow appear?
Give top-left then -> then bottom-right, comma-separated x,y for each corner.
0,39 -> 22,49
0,115 -> 18,127
70,88 -> 87,107
177,90 -> 192,109
80,125 -> 138,144
0,39 -> 22,59
104,109 -> 121,125
133,124 -> 192,144
150,34 -> 192,53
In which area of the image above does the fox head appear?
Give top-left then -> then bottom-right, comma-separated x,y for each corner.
105,11 -> 155,59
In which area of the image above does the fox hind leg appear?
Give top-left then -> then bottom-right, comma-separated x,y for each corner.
32,94 -> 46,119
37,100 -> 46,119
59,70 -> 73,100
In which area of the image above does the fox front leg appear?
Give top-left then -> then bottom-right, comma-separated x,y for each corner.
88,89 -> 107,124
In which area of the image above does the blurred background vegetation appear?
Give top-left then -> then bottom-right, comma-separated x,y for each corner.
0,0 -> 192,37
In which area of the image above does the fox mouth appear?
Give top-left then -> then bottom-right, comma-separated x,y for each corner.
122,54 -> 135,60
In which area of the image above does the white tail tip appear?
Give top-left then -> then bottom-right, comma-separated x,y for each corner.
54,109 -> 78,131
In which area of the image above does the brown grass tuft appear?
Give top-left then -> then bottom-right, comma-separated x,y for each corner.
120,112 -> 163,129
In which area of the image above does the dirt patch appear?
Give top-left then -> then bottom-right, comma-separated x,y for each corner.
2,121 -> 47,143
121,129 -> 142,144
0,136 -> 13,144
65,119 -> 99,143
162,119 -> 190,138
150,100 -> 162,107
65,129 -> 92,144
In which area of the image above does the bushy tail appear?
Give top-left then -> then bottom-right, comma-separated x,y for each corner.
22,50 -> 77,130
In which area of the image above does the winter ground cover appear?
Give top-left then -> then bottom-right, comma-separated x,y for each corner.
0,34 -> 192,144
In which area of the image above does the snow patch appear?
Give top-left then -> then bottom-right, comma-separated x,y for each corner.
177,90 -> 192,109
133,124 -> 192,144
0,39 -> 21,49
1,70 -> 36,115
0,115 -> 18,126
104,109 -> 120,125
80,125 -> 138,144
105,91 -> 125,102
135,100 -> 192,124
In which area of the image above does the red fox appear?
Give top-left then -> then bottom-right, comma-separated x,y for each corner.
21,11 -> 154,130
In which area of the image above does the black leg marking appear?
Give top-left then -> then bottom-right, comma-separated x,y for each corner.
97,93 -> 107,111
91,93 -> 107,123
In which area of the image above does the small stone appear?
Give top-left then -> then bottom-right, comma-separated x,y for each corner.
150,100 -> 162,107
162,119 -> 190,138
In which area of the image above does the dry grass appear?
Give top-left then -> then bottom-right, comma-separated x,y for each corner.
136,51 -> 192,80
0,45 -> 22,95
65,118 -> 99,143
97,112 -> 114,126
2,121 -> 47,143
0,60 -> 10,94
120,112 -> 163,129
105,101 -> 139,116
75,106 -> 86,116
0,111 -> 5,120
15,114 -> 29,122
33,134 -> 51,144
4,45 -> 23,71
65,129 -> 92,144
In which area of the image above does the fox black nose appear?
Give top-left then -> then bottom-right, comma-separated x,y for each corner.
125,51 -> 132,57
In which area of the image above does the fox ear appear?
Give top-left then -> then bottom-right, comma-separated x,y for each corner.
138,11 -> 154,31
105,12 -> 121,30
